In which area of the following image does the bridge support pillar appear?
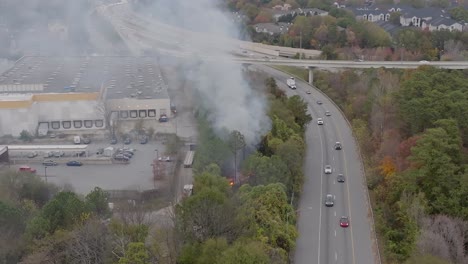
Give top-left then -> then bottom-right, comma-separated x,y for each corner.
308,67 -> 314,85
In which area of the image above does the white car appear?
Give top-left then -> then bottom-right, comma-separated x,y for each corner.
325,111 -> 331,116
419,60 -> 430,64
317,118 -> 324,125
324,165 -> 332,174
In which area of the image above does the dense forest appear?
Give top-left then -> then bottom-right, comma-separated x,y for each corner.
0,73 -> 312,264
314,66 -> 468,263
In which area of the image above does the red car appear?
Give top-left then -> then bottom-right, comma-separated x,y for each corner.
340,216 -> 350,228
19,166 -> 37,173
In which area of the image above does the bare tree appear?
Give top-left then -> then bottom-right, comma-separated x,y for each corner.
417,215 -> 468,264
66,219 -> 109,264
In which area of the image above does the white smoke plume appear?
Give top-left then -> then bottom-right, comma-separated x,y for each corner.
133,0 -> 271,145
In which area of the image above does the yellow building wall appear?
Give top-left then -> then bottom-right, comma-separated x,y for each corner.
0,93 -> 99,109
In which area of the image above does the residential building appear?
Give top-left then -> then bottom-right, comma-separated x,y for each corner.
271,8 -> 328,22
423,16 -> 464,31
253,22 -> 290,35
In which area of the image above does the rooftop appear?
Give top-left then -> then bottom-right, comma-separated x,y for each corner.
0,56 -> 169,100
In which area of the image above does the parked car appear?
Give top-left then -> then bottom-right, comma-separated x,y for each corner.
53,151 -> 65,158
159,114 -> 168,122
66,161 -> 83,166
82,137 -> 91,144
42,160 -> 58,166
124,137 -> 132,145
140,136 -> 148,144
115,154 -> 130,161
96,148 -> 104,155
111,138 -> 118,145
324,165 -> 332,174
19,166 -> 36,173
340,216 -> 350,228
27,152 -> 38,158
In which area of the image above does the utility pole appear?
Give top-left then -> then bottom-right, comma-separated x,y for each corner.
44,166 -> 48,184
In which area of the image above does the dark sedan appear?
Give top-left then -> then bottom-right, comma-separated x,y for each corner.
66,161 -> 83,166
337,174 -> 345,183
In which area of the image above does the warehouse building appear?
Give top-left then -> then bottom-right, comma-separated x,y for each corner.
0,145 -> 9,166
0,56 -> 171,137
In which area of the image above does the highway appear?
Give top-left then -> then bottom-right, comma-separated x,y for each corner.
256,65 -> 378,264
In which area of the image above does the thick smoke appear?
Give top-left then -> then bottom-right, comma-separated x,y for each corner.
136,0 -> 271,145
0,0 -> 127,60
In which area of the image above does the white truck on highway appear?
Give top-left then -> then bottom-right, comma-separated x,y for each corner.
287,77 -> 296,89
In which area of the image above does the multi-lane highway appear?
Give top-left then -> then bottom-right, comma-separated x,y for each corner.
257,66 -> 378,264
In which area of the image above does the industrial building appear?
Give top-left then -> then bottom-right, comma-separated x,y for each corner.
0,56 -> 171,137
0,145 -> 9,166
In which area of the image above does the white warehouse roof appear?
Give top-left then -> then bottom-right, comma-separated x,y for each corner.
7,145 -> 88,151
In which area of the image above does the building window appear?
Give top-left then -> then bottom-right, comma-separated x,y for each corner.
130,110 -> 138,118
139,110 -> 147,118
380,14 -> 384,20
74,120 -> 83,129
95,120 -> 104,127
148,109 -> 156,117
51,121 -> 60,129
84,120 -> 93,128
120,111 -> 129,118
62,121 -> 71,129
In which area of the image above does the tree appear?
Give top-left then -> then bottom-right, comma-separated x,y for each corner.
118,242 -> 150,264
28,192 -> 89,238
286,95 -> 312,130
19,130 -> 33,142
389,12 -> 401,25
66,218 -> 109,264
237,183 -> 297,255
175,186 -> 239,243
409,127 -> 461,215
228,130 -> 246,184
242,153 -> 291,186
219,240 -> 269,264
85,187 -> 110,218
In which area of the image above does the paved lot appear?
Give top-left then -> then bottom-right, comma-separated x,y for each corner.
11,140 -> 174,195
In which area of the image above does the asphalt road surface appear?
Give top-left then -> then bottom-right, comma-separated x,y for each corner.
255,66 -> 377,264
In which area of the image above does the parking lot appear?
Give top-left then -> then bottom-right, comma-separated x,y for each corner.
9,139 -> 176,195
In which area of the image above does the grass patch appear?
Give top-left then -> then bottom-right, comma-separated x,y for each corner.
272,65 -> 309,81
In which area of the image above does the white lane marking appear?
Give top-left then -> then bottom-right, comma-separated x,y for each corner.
335,252 -> 338,261
317,112 -> 325,264
336,126 -> 357,264
334,211 -> 337,216
335,230 -> 337,237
